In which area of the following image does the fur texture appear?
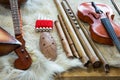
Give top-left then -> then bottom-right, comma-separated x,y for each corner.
0,0 -> 83,80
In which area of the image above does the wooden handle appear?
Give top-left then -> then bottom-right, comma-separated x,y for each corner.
55,21 -> 73,58
58,15 -> 79,58
54,0 -> 90,66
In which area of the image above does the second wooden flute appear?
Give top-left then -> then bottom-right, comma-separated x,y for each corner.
58,14 -> 79,58
55,20 -> 74,58
78,19 -> 110,73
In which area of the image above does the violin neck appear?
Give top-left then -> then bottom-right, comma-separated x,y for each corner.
9,0 -> 21,36
101,18 -> 120,52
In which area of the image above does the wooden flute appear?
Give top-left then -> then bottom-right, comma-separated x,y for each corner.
54,0 -> 90,66
62,0 -> 110,72
58,15 -> 79,58
55,21 -> 74,58
77,11 -> 110,73
61,0 -> 101,68
78,20 -> 110,72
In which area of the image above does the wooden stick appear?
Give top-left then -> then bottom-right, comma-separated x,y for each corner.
111,0 -> 120,15
58,14 -> 79,58
78,20 -> 110,72
62,0 -> 101,68
54,20 -> 74,58
54,0 -> 90,66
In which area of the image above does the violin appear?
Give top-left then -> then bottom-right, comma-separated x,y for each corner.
77,2 -> 120,52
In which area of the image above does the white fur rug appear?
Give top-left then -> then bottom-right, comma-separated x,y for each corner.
0,0 -> 83,80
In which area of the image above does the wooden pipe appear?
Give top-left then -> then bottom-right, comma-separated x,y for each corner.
78,19 -> 110,73
55,20 -> 74,58
54,0 -> 90,66
58,15 -> 79,58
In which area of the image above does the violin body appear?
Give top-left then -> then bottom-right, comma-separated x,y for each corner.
0,0 -> 27,7
77,2 -> 120,45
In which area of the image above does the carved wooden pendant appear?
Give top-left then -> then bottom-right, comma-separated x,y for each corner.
40,32 -> 57,61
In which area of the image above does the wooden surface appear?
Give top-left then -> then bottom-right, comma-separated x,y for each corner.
55,67 -> 120,80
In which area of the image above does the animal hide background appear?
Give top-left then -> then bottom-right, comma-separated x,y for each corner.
0,0 -> 83,80
0,0 -> 120,80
